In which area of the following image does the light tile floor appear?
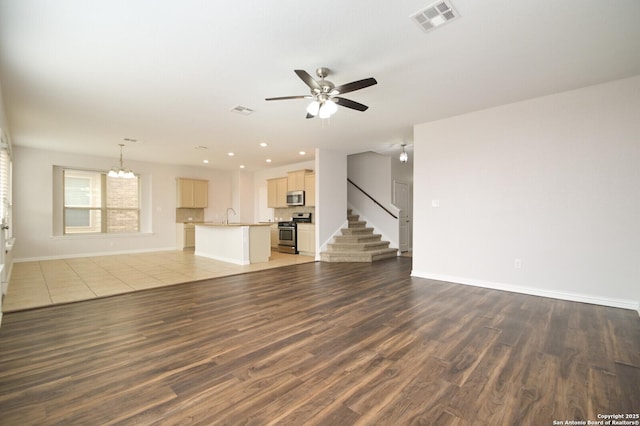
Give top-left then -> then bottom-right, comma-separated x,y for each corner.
3,250 -> 315,312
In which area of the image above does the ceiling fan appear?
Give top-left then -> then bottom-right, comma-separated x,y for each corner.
265,67 -> 377,119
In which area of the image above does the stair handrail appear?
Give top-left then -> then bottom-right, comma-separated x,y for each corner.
347,178 -> 398,219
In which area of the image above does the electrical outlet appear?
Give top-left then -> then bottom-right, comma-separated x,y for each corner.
514,258 -> 522,269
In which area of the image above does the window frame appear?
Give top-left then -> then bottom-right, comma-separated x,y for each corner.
62,168 -> 140,235
0,130 -> 11,241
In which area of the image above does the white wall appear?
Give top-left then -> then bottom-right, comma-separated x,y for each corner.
316,148 -> 348,253
348,152 -> 393,205
0,81 -> 9,133
13,146 -> 234,260
231,170 -> 255,223
413,75 -> 640,312
391,154 -> 413,185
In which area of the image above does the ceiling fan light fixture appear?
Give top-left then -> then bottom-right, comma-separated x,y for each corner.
306,100 -> 320,116
319,99 -> 338,119
266,67 -> 377,120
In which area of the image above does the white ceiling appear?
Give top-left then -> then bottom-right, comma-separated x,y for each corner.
1,0 -> 639,171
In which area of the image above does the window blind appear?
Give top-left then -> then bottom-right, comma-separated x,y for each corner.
0,130 -> 11,237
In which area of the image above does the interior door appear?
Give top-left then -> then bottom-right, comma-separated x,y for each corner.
393,181 -> 410,252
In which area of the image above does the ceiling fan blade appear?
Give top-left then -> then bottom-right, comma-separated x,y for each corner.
333,77 -> 377,95
334,97 -> 369,111
265,95 -> 311,101
294,70 -> 321,91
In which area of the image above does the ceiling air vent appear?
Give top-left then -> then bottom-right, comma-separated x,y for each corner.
230,105 -> 254,115
410,0 -> 460,33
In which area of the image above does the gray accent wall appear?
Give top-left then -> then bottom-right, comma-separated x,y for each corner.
412,76 -> 640,313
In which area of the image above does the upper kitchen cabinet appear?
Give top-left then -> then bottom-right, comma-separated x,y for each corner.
304,172 -> 315,206
287,169 -> 312,191
177,178 -> 209,208
267,177 -> 288,208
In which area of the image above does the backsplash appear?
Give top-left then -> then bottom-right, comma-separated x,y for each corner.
176,208 -> 204,223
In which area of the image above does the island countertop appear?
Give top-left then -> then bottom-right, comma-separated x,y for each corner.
196,222 -> 272,227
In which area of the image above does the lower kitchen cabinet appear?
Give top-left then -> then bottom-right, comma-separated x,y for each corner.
296,223 -> 315,256
176,223 -> 196,249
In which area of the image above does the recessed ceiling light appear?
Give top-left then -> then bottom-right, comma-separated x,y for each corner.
202,159 -> 209,164
228,152 -> 235,157
240,165 -> 245,169
266,159 -> 272,163
299,151 -> 306,156
260,142 -> 268,147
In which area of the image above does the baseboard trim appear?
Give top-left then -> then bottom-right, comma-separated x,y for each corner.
411,270 -> 640,315
14,247 -> 179,263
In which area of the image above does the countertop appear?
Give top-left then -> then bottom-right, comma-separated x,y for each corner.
196,222 -> 272,227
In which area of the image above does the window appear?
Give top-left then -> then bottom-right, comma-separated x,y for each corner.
63,169 -> 139,234
0,129 -> 11,241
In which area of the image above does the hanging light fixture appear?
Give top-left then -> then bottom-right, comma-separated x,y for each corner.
319,99 -> 338,118
307,94 -> 338,119
399,144 -> 409,163
306,100 -> 320,116
108,143 -> 135,178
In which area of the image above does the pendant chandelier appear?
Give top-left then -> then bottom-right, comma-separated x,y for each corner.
108,143 -> 135,178
399,144 -> 409,163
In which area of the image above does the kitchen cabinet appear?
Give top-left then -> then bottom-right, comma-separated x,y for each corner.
287,169 -> 312,191
304,172 -> 315,206
176,223 -> 196,249
177,178 -> 208,208
267,177 -> 288,208
296,223 -> 315,256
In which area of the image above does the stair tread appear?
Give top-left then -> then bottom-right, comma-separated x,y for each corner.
323,247 -> 397,254
320,248 -> 398,263
334,235 -> 382,242
348,222 -> 367,228
341,227 -> 374,234
328,241 -> 390,251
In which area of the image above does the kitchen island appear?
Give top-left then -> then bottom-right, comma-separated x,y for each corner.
194,223 -> 272,265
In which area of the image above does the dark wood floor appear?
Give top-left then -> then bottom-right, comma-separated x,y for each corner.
0,258 -> 638,425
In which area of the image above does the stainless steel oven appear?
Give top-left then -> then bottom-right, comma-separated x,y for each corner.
277,212 -> 312,254
277,221 -> 296,254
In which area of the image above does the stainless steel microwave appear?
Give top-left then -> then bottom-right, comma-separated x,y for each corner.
286,190 -> 305,206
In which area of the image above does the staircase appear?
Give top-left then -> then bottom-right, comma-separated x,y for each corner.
320,210 -> 398,263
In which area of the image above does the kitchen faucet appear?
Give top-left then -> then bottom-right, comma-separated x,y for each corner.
225,207 -> 236,224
